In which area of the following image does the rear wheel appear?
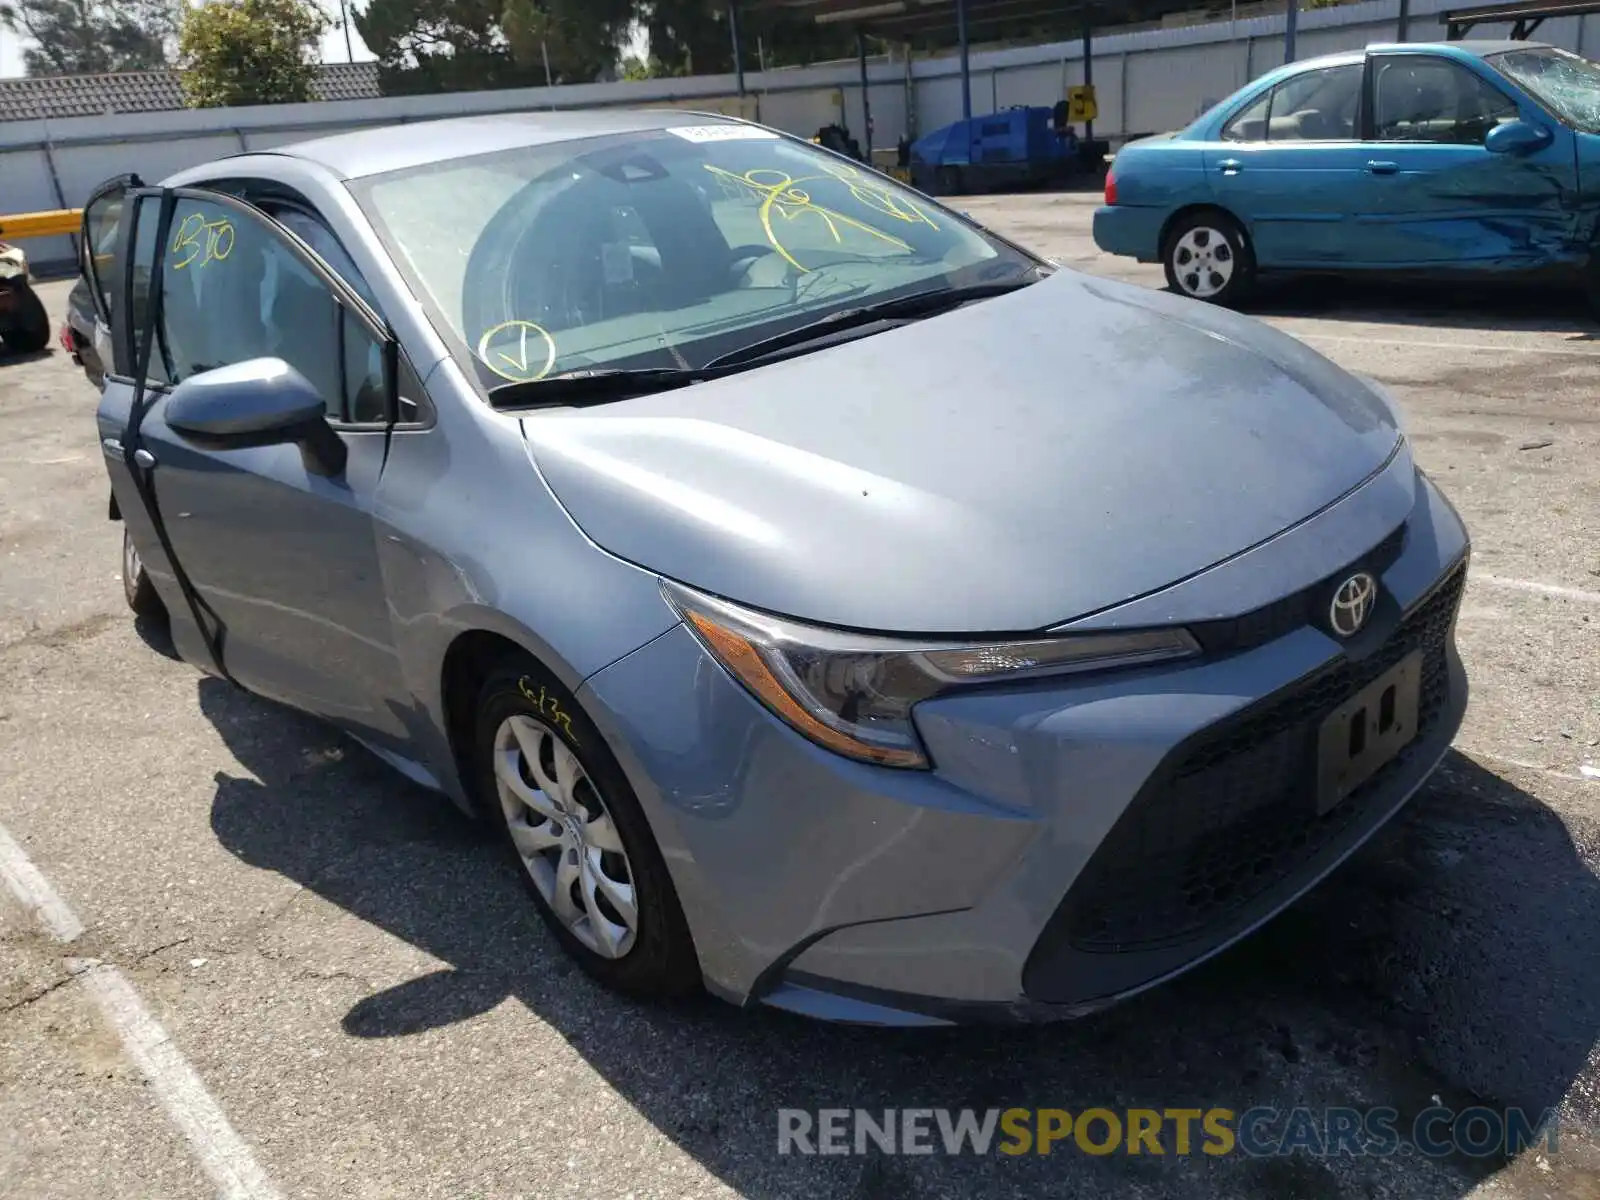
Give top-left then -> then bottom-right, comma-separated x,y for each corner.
0,282 -> 50,353
1163,211 -> 1255,307
473,659 -> 700,998
122,527 -> 166,622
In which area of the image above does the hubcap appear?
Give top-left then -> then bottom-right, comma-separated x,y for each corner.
493,714 -> 638,958
1171,226 -> 1235,298
123,532 -> 141,585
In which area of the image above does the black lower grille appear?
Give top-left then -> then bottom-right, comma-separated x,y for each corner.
1056,562 -> 1466,955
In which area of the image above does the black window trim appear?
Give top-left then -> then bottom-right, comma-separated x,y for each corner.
1366,50 -> 1523,146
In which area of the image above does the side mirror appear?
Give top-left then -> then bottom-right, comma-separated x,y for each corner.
164,357 -> 346,477
1485,119 -> 1552,154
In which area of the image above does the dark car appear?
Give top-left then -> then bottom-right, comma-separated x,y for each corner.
61,275 -> 104,386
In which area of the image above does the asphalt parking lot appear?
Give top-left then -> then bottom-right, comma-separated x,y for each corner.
2,190 -> 1598,1200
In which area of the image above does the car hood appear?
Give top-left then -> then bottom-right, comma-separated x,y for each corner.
521,271 -> 1400,634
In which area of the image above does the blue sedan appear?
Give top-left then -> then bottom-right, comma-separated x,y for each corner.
1095,40 -> 1600,304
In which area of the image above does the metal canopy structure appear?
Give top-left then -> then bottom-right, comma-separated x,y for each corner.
740,0 -> 1194,42
729,0 -> 1308,146
1440,0 -> 1600,38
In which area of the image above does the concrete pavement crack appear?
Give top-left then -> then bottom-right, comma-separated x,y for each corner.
1,972 -> 75,1014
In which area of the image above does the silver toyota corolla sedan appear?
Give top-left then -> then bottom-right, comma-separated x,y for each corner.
84,110 -> 1469,1026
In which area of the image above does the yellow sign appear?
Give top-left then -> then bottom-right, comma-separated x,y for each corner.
1067,84 -> 1098,123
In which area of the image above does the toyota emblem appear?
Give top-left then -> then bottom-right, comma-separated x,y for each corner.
1329,572 -> 1378,638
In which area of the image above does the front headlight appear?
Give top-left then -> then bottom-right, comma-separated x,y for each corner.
664,582 -> 1199,770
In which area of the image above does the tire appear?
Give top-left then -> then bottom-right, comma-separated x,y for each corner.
472,658 -> 700,998
1163,211 -> 1255,307
0,282 -> 50,353
122,527 -> 167,622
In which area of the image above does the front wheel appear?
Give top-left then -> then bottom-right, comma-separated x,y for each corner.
473,660 -> 700,998
1163,212 -> 1255,307
122,527 -> 166,622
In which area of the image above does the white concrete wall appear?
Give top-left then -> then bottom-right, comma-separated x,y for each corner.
6,0 -> 1598,267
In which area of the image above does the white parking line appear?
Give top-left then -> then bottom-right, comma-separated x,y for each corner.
1475,574 -> 1600,605
0,822 -> 281,1200
1294,332 -> 1600,358
0,823 -> 83,941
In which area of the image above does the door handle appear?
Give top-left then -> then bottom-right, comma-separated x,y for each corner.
1217,158 -> 1243,175
1366,160 -> 1399,175
133,449 -> 157,469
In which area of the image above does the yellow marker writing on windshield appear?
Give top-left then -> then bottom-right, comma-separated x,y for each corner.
477,319 -> 557,383
703,165 -> 922,272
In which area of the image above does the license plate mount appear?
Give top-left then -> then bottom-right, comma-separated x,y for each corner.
1316,649 -> 1423,816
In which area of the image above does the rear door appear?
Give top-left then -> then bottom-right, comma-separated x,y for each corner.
1351,52 -> 1577,267
1204,62 -> 1373,267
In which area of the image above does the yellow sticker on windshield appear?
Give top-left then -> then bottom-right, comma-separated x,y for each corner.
478,320 -> 557,383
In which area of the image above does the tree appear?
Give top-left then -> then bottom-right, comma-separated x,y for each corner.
355,0 -> 630,95
178,0 -> 330,107
0,0 -> 179,76
503,0 -> 631,84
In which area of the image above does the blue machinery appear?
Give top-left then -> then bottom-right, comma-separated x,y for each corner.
723,0 -> 1320,149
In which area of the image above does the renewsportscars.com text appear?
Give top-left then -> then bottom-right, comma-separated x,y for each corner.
777,1106 -> 1559,1158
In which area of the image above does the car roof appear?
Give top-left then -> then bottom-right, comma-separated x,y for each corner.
1276,39 -> 1548,74
1366,38 -> 1547,56
275,108 -> 747,180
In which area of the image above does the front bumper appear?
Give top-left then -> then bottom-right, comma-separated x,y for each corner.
578,470 -> 1470,1025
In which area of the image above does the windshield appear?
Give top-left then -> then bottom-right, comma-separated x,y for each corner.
351,124 -> 1036,389
1491,46 -> 1600,133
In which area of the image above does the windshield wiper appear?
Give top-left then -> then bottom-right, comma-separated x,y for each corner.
487,273 -> 1048,409
700,275 -> 1045,372
488,367 -> 717,411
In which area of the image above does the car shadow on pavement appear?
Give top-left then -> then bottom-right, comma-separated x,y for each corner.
0,347 -> 54,368
132,613 -> 182,661
200,677 -> 1600,1199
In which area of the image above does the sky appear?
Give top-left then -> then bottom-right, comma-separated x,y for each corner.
0,0 -> 377,79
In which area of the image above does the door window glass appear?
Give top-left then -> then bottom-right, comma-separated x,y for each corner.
1374,57 -> 1520,143
149,195 -> 386,424
1222,90 -> 1272,142
127,194 -> 166,384
81,189 -> 124,323
264,204 -> 379,309
1223,64 -> 1362,142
